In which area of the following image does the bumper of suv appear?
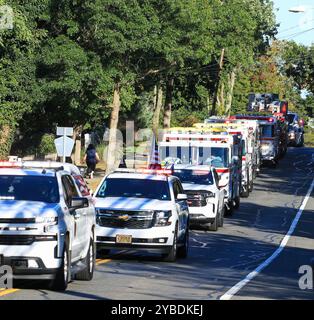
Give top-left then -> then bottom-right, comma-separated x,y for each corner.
96,225 -> 174,253
188,203 -> 216,225
0,240 -> 61,279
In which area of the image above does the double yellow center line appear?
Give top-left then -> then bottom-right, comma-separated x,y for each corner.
0,258 -> 112,298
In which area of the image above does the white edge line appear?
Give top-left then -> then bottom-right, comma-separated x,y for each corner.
220,177 -> 314,300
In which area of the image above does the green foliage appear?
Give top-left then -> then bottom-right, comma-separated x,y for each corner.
38,133 -> 55,155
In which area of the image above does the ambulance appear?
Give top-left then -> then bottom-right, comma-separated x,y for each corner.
159,128 -> 243,214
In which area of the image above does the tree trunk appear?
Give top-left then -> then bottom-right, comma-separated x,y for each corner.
217,82 -> 225,114
163,77 -> 174,128
106,83 -> 121,174
152,83 -> 163,135
225,69 -> 236,116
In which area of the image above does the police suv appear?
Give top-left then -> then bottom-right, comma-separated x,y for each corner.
170,165 -> 225,231
0,161 -> 96,291
94,169 -> 190,262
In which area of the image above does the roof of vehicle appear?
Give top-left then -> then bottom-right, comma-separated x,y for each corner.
0,161 -> 81,177
106,171 -> 173,182
170,164 -> 213,172
0,168 -> 56,177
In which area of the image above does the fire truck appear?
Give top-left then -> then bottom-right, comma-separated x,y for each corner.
158,128 -> 243,214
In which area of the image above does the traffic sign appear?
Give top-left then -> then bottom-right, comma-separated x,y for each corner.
57,127 -> 73,136
54,136 -> 74,158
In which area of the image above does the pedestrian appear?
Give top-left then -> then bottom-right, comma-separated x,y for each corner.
84,144 -> 100,179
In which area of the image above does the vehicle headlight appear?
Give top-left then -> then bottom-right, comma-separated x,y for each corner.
35,216 -> 58,225
154,210 -> 172,227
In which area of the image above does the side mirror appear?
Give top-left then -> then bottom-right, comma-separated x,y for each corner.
177,193 -> 188,201
70,197 -> 89,209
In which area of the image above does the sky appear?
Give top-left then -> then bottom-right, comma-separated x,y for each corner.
274,0 -> 314,46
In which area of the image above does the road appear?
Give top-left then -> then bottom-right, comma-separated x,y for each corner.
1,147 -> 313,300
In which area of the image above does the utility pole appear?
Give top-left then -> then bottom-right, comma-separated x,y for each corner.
211,48 -> 225,116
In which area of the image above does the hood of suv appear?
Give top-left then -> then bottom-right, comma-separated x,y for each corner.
95,197 -> 173,211
182,183 -> 215,193
0,200 -> 59,220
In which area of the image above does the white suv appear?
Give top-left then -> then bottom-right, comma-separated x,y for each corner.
94,169 -> 190,262
0,161 -> 96,291
170,165 -> 225,231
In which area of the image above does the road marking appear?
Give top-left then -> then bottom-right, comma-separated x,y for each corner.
220,177 -> 314,300
96,258 -> 112,265
0,288 -> 19,297
0,258 -> 112,298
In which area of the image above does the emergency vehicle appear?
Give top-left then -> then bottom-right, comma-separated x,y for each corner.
233,115 -> 280,167
170,165 -> 225,231
94,168 -> 190,262
197,120 -> 259,197
0,161 -> 96,291
158,128 -> 242,215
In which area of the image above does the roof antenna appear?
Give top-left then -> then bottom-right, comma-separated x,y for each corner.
42,169 -> 47,174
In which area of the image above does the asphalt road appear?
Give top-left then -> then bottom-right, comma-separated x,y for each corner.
1,147 -> 313,300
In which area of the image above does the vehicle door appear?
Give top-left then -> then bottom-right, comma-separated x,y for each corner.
213,169 -> 224,212
172,179 -> 189,238
62,175 -> 87,260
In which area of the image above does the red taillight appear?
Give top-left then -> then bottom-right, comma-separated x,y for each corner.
242,156 -> 246,161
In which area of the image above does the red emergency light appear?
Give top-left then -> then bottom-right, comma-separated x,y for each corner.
216,168 -> 230,173
0,161 -> 22,168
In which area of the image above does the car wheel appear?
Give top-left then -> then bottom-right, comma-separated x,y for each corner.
249,180 -> 254,193
208,215 -> 218,231
177,226 -> 189,259
234,196 -> 240,209
51,240 -> 70,291
162,225 -> 178,262
76,238 -> 95,281
224,202 -> 233,216
218,206 -> 224,228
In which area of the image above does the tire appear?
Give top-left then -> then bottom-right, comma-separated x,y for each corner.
208,215 -> 218,231
218,206 -> 224,228
241,169 -> 250,198
177,227 -> 189,259
224,202 -> 233,216
51,240 -> 70,291
234,196 -> 240,210
248,180 -> 254,193
76,238 -> 95,281
162,225 -> 178,262
298,135 -> 304,147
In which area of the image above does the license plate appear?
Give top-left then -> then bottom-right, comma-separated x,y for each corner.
116,235 -> 132,244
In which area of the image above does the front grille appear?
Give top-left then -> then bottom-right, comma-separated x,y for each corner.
97,210 -> 155,229
0,218 -> 36,224
186,191 -> 207,207
0,235 -> 56,245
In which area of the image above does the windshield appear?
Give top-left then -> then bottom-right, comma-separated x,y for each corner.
287,114 -> 296,124
160,146 -> 192,164
96,178 -> 171,201
0,175 -> 59,203
198,147 -> 229,168
261,125 -> 275,138
172,170 -> 214,185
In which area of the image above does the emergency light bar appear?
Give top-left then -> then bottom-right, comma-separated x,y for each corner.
0,161 -> 22,168
114,168 -> 173,176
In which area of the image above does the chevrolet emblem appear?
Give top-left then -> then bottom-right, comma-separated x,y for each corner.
118,215 -> 130,221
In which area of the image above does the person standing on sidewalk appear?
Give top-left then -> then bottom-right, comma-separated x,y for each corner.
84,144 -> 100,179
